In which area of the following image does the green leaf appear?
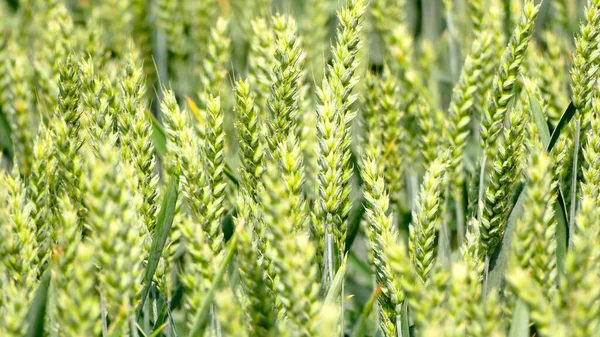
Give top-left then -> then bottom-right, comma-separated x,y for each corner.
555,189 -> 568,275
350,285 -> 381,337
487,182 -> 525,292
0,108 -> 14,156
222,206 -> 237,242
400,300 -> 410,337
508,299 -> 529,337
188,231 -> 239,337
547,101 -> 576,152
224,164 -> 240,186
138,175 -> 179,313
535,99 -> 569,275
323,255 -> 348,306
528,93 -> 551,148
146,110 -> 167,156
25,270 -> 51,337
345,151 -> 366,253
350,150 -> 363,186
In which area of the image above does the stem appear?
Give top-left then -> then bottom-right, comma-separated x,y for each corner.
143,295 -> 150,335
211,304 -> 222,337
166,266 -> 177,337
152,5 -> 168,113
131,315 -> 139,337
483,256 -> 490,299
455,189 -> 465,247
437,191 -> 452,267
445,3 -> 460,82
340,274 -> 345,337
48,282 -> 58,337
101,293 -> 108,337
477,154 -> 487,223
325,225 -> 335,288
568,119 -> 581,249
373,275 -> 380,330
167,300 -> 177,337
321,245 -> 329,291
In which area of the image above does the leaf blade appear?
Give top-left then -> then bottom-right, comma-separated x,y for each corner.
146,109 -> 167,156
25,270 -> 51,337
555,189 -> 568,275
138,175 -> 179,312
323,255 -> 348,306
400,300 -> 410,337
487,183 -> 525,292
527,93 -> 551,148
0,109 -> 14,157
547,101 -> 576,152
344,196 -> 365,253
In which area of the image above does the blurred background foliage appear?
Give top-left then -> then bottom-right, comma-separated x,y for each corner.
0,0 -> 584,152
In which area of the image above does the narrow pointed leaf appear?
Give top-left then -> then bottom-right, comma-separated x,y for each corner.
555,189 -> 568,275
528,93 -> 551,148
224,164 -> 240,186
138,175 -> 179,312
25,270 -> 51,337
222,206 -> 237,242
487,183 -> 525,292
153,283 -> 184,331
400,300 -> 410,337
535,99 -> 569,274
344,197 -> 365,253
323,255 -> 348,306
146,109 -> 167,156
547,101 -> 576,152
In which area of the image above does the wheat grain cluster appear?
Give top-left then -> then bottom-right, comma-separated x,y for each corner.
1,0 -> 599,336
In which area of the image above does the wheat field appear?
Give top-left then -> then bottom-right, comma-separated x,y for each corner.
0,0 -> 598,336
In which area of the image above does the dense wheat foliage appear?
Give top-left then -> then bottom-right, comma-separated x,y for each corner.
1,0 -> 600,336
